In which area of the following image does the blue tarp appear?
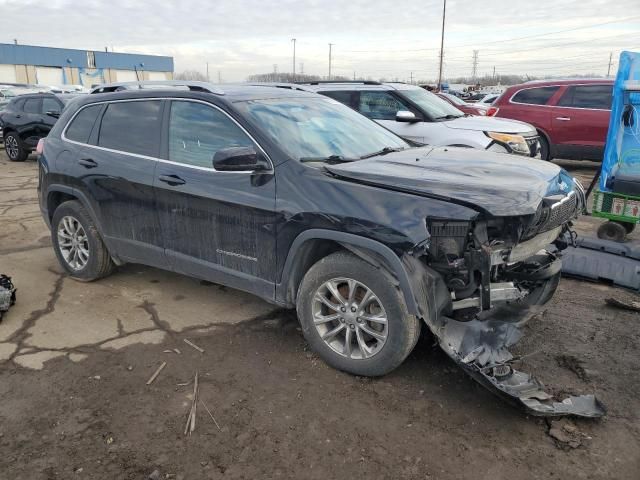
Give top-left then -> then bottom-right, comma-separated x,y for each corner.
600,51 -> 640,191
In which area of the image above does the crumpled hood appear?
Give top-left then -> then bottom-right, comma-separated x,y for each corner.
442,115 -> 535,134
325,147 -> 572,216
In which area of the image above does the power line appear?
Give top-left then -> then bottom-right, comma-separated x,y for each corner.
339,16 -> 639,54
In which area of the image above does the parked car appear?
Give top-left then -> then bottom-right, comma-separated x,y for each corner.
489,79 -> 613,161
38,81 -> 584,392
477,93 -> 500,106
291,82 -> 539,157
0,92 -> 76,160
435,92 -> 488,115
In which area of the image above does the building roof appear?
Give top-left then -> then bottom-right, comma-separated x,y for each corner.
0,43 -> 173,72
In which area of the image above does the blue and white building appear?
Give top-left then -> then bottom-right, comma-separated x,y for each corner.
0,43 -> 173,87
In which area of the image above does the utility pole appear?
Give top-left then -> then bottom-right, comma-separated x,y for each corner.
492,65 -> 496,80
206,62 -> 209,82
291,38 -> 296,81
437,0 -> 446,91
472,50 -> 479,82
410,71 -> 414,84
607,52 -> 613,77
328,43 -> 334,80
217,71 -> 221,83
300,62 -> 304,75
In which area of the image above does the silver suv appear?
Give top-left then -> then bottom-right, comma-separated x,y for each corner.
293,81 -> 539,157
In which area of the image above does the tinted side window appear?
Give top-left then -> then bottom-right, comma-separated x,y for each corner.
320,91 -> 354,107
12,98 -> 25,111
357,91 -> 412,120
168,101 -> 254,168
557,85 -> 612,110
42,97 -> 61,114
98,101 -> 162,157
65,105 -> 103,143
23,98 -> 41,114
511,86 -> 559,105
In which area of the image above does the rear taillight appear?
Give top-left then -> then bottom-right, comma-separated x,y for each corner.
486,107 -> 499,117
36,138 -> 45,155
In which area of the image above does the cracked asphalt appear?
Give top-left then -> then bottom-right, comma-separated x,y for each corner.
0,151 -> 639,480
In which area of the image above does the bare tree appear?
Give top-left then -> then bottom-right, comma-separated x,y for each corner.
246,72 -> 350,83
174,70 -> 208,81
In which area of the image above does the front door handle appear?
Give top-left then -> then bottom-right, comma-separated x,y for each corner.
78,158 -> 98,168
555,116 -> 571,121
158,174 -> 186,186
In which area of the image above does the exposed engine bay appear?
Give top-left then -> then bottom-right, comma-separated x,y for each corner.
418,188 -> 605,417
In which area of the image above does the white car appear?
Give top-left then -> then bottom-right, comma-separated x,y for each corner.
294,82 -> 539,157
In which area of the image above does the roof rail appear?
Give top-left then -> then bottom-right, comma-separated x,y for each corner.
89,80 -> 224,95
296,80 -> 382,86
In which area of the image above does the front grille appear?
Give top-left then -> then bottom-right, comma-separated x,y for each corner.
523,192 -> 577,239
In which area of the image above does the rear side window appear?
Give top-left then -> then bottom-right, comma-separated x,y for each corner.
168,100 -> 254,168
42,97 -> 61,114
98,101 -> 162,157
23,98 -> 40,113
511,86 -> 559,105
557,85 -> 612,110
65,104 -> 103,143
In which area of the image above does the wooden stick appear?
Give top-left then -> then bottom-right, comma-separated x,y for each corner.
190,372 -> 199,434
146,362 -> 167,385
200,399 -> 221,431
183,339 -> 204,353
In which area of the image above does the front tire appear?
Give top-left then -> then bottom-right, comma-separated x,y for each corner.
51,200 -> 114,281
296,251 -> 420,377
538,134 -> 551,161
4,133 -> 28,162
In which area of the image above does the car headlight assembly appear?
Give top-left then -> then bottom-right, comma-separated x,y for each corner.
486,131 -> 530,155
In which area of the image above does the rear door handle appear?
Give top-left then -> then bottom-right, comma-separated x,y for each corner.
78,158 -> 98,168
158,174 -> 186,186
555,116 -> 571,121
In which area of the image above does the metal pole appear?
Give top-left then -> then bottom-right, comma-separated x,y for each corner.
206,62 -> 209,82
328,43 -> 334,80
437,0 -> 446,91
607,52 -> 613,77
292,38 -> 296,81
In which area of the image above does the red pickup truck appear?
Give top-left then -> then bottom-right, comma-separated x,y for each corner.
489,79 -> 613,161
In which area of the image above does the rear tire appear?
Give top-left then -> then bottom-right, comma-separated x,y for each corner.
4,133 -> 28,162
51,200 -> 114,281
296,251 -> 421,377
597,221 -> 627,243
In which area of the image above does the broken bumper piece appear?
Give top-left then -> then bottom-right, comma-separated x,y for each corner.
432,311 -> 606,418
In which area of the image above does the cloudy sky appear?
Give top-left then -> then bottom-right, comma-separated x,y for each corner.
2,0 -> 639,82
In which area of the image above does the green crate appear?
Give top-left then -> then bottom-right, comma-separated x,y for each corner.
592,189 -> 640,224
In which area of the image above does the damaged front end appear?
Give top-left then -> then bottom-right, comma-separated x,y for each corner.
413,188 -> 605,418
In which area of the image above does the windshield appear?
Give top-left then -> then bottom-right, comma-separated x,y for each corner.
442,93 -> 467,106
401,89 -> 464,119
236,97 -> 409,160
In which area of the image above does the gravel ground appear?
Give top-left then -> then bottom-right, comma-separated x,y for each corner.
0,152 -> 638,480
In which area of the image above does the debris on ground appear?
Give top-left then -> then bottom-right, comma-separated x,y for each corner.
146,362 -> 167,385
556,354 -> 589,382
430,310 -> 606,417
184,372 -> 199,435
183,339 -> 205,354
147,469 -> 161,480
561,236 -> 640,290
605,296 -> 640,312
547,418 -> 589,450
0,274 -> 16,322
200,398 -> 221,431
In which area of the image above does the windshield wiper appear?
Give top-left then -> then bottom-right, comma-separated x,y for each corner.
299,155 -> 357,163
359,146 -> 402,159
434,114 -> 462,120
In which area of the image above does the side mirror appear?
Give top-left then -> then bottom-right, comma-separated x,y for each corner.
45,110 -> 60,118
396,110 -> 418,123
213,146 -> 268,172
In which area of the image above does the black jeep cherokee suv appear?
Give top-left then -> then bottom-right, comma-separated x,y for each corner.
38,81 -> 599,416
